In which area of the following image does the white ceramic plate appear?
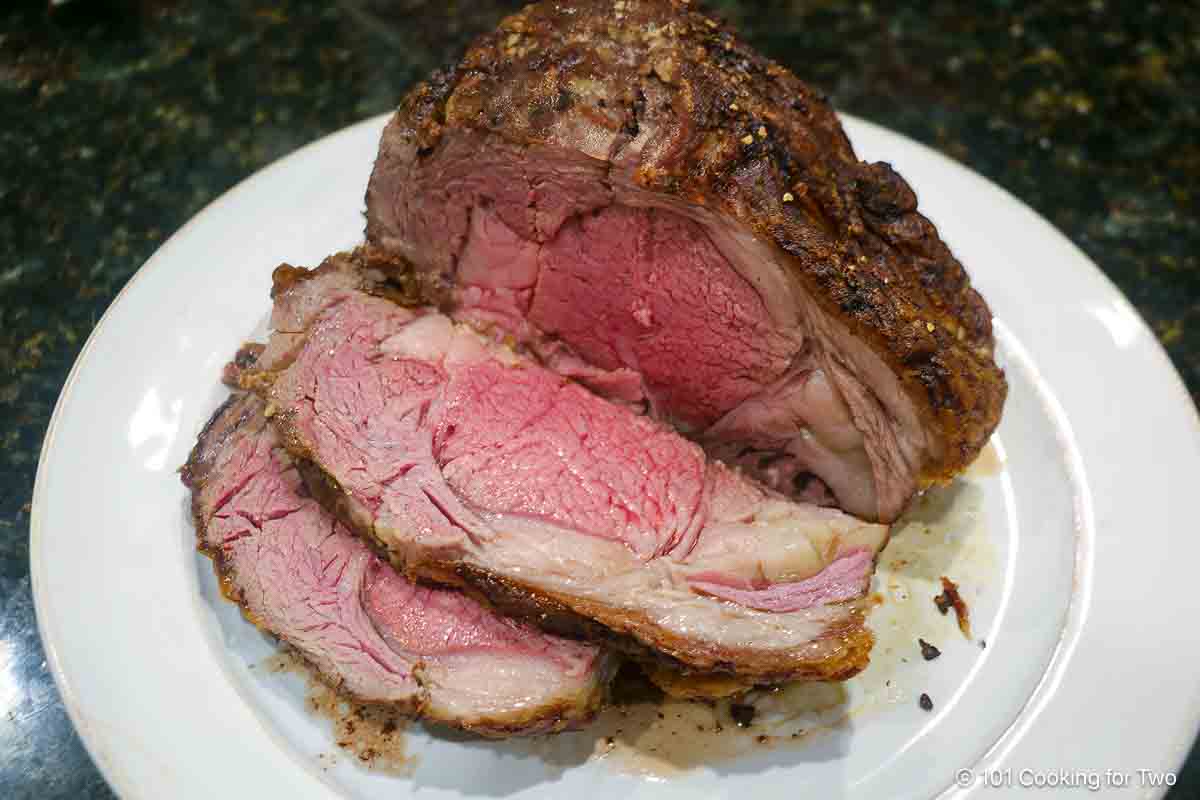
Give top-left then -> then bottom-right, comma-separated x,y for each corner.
31,114 -> 1200,799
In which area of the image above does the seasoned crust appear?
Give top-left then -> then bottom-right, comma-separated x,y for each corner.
271,247 -> 440,307
376,0 -> 1006,483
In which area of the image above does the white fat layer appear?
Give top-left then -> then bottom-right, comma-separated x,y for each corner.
690,502 -> 888,584
379,313 -> 457,362
381,511 -> 860,660
424,652 -> 594,720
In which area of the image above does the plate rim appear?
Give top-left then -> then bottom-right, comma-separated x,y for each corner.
30,112 -> 1200,799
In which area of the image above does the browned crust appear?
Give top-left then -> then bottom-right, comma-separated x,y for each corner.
374,0 -> 1006,483
272,247 -> 438,307
645,666 -> 756,700
181,394 -> 608,737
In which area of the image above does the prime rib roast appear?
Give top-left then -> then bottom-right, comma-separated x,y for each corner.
184,391 -> 609,735
365,0 -> 1006,523
240,252 -> 888,682
184,0 -> 1007,734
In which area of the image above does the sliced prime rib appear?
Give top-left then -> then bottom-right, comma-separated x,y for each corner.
364,0 -> 1007,522
182,391 -> 610,736
242,257 -> 890,682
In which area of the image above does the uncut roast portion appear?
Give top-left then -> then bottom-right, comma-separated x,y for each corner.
365,0 -> 1007,523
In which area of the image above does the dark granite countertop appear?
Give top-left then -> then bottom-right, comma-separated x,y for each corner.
1,1 -> 1196,797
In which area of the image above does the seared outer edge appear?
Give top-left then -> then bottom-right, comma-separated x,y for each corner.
372,0 -> 1007,481
181,394 -> 608,736
272,247 -> 437,307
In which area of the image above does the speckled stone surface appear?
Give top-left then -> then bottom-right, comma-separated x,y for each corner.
1,1 -> 1196,797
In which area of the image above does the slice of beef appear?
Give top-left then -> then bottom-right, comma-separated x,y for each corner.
364,0 -> 1007,522
246,268 -> 890,682
182,392 -> 609,736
